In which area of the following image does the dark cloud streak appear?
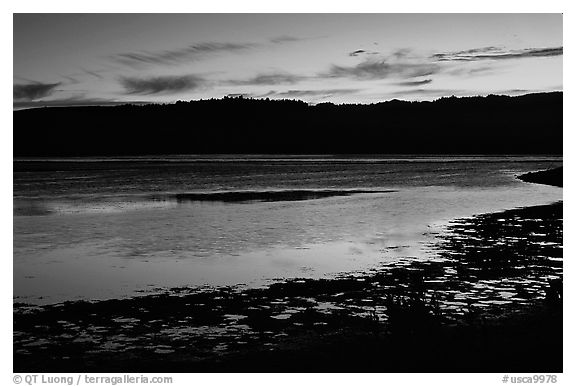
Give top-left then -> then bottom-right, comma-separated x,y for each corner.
432,46 -> 563,62
325,59 -> 440,80
112,36 -> 309,68
269,35 -> 306,44
395,79 -> 433,87
258,89 -> 361,98
14,82 -> 61,101
447,66 -> 495,77
112,42 -> 257,67
387,88 -> 469,97
228,73 -> 307,86
82,68 -> 105,79
348,49 -> 379,57
61,76 -> 80,85
13,96 -> 143,110
349,49 -> 366,57
326,45 -> 561,82
120,75 -> 206,95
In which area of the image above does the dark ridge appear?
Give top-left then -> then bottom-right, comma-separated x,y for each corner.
158,189 -> 396,203
14,92 -> 562,156
518,167 -> 563,187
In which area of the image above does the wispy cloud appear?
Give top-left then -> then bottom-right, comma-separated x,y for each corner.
14,82 -> 61,101
60,75 -> 80,85
348,49 -> 380,57
325,58 -> 440,80
395,79 -> 433,87
386,88 -> 469,97
112,42 -> 258,68
326,45 -> 560,82
432,46 -> 563,62
112,36 -> 309,68
119,75 -> 206,95
328,44 -> 562,83
59,68 -> 110,85
385,88 -> 545,99
391,48 -> 413,59
82,68 -> 106,79
493,89 -> 533,95
349,50 -> 366,57
13,95 -> 140,110
269,35 -> 306,44
447,66 -> 495,77
258,89 -> 361,98
227,72 -> 307,86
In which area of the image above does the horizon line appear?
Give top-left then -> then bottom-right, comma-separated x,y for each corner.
13,90 -> 563,111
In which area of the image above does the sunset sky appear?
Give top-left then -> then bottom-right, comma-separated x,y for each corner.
13,13 -> 562,108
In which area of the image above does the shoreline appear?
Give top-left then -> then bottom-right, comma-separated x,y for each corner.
14,200 -> 563,372
518,167 -> 563,187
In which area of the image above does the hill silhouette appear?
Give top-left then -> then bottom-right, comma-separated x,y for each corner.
13,92 -> 562,157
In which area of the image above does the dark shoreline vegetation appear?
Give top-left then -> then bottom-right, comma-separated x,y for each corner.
14,92 -> 561,157
518,167 -> 563,187
14,198 -> 563,372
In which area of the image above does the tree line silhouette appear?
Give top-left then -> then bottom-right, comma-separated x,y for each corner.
13,92 -> 562,156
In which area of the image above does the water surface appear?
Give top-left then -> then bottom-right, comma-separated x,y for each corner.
13,156 -> 562,304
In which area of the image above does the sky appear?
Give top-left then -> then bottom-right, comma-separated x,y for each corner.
13,13 -> 563,108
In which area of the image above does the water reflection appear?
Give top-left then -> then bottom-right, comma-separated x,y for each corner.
13,200 -> 563,368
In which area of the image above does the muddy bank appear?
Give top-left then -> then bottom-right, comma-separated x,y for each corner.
158,189 -> 396,203
518,167 -> 563,187
14,202 -> 562,372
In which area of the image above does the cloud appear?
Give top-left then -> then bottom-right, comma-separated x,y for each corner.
325,58 -> 440,80
385,87 -> 544,99
112,42 -> 257,67
432,46 -> 563,62
112,36 -> 309,68
119,75 -> 206,95
349,49 -> 366,57
391,88 -> 460,95
61,75 -> 80,85
82,68 -> 105,79
386,88 -> 470,98
447,66 -> 495,77
269,35 -> 305,44
395,79 -> 433,87
228,73 -> 307,86
493,89 -> 533,95
60,68 -> 110,84
14,82 -> 60,101
225,93 -> 253,98
258,89 -> 361,98
392,48 -> 413,59
326,45 -> 559,82
348,49 -> 379,57
13,95 -> 144,110
329,45 -> 561,83
438,46 -> 500,57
